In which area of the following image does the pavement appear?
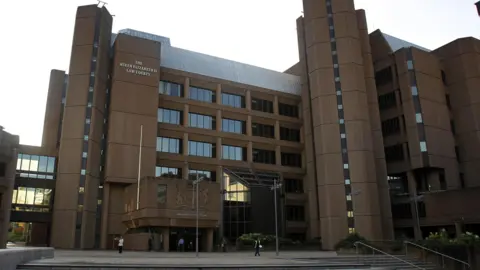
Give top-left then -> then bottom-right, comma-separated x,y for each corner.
21,250 -> 365,269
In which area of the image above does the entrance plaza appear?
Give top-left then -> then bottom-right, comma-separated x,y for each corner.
21,250 -> 344,269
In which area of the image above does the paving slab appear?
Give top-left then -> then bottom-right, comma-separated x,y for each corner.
20,250 -> 370,269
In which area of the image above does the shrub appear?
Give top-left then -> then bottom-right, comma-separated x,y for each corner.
334,232 -> 368,250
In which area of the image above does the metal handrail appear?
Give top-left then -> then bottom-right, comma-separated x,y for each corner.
354,241 -> 425,270
404,240 -> 470,269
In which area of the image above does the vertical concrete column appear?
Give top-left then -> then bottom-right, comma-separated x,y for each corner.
302,151 -> 306,170
183,163 -> 189,180
216,84 -> 222,104
216,110 -> 222,131
162,227 -> 170,252
300,126 -> 305,144
216,138 -> 222,160
184,77 -> 190,98
275,145 -> 281,166
455,222 -> 463,238
273,95 -> 279,115
407,171 -> 422,240
183,133 -> 189,156
0,148 -> 17,248
184,104 -> 189,127
246,90 -> 252,111
206,228 -> 214,252
100,183 -> 110,249
247,142 -> 253,163
274,120 -> 280,140
247,116 -> 252,136
216,166 -> 223,184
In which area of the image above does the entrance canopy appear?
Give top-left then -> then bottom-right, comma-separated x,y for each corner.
223,167 -> 280,188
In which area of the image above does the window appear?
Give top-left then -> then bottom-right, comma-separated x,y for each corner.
188,141 -> 215,158
285,178 -> 303,193
253,149 -> 276,164
286,206 -> 305,221
159,81 -> 183,97
280,127 -> 300,142
385,144 -> 405,162
221,93 -> 245,108
189,86 -> 215,103
375,67 -> 393,86
420,141 -> 427,152
251,98 -> 273,113
411,86 -> 418,96
381,117 -> 400,136
0,163 -> 5,177
11,187 -> 52,206
16,154 -> 56,179
279,103 -> 299,118
407,60 -> 414,70
189,113 -> 215,130
158,108 -> 182,125
156,137 -> 181,154
222,145 -> 244,161
156,166 -> 182,178
415,113 -> 423,123
252,123 -> 274,138
157,185 -> 167,204
378,91 -> 396,110
222,118 -> 245,134
281,153 -> 302,167
188,169 -> 215,182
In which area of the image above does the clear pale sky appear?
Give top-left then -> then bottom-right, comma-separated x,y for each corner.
0,0 -> 477,146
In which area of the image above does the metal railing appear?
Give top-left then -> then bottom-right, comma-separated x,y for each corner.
354,241 -> 425,270
404,241 -> 470,269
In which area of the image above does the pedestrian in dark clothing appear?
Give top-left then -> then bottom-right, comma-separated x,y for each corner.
254,238 -> 261,256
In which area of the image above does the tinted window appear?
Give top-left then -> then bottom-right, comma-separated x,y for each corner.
252,123 -> 274,138
189,113 -> 215,130
222,145 -> 244,161
253,149 -> 275,164
159,81 -> 183,97
156,166 -> 182,178
16,154 -> 56,179
286,206 -> 305,221
156,137 -> 181,154
188,141 -> 215,158
158,108 -> 182,125
381,117 -> 400,136
221,93 -> 245,108
378,91 -> 396,110
222,119 -> 245,134
280,127 -> 300,142
189,169 -> 215,182
189,86 -> 215,103
285,178 -> 303,193
375,67 -> 393,86
281,153 -> 302,167
251,98 -> 273,113
279,103 -> 299,118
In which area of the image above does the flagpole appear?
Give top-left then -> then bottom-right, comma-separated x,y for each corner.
136,125 -> 143,210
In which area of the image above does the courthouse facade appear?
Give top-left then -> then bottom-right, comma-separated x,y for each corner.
3,0 -> 480,250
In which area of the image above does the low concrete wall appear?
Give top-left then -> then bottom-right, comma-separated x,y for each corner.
0,247 -> 54,270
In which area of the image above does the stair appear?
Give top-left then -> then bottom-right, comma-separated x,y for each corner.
294,255 -> 438,269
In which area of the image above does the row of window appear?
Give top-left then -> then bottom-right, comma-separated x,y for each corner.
16,154 -> 56,174
158,108 -> 300,142
159,81 -> 299,118
12,187 -> 52,206
156,137 -> 302,166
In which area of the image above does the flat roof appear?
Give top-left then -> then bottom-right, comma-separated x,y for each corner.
115,29 -> 302,95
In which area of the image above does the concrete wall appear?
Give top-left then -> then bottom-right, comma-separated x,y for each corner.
0,247 -> 54,270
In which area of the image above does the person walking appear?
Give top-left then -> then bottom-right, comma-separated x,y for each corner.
254,238 -> 261,256
118,236 -> 124,254
178,237 -> 185,252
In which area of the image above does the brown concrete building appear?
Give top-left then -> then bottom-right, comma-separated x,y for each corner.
0,127 -> 19,248
4,0 -> 480,251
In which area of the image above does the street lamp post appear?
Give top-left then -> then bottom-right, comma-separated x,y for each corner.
193,173 -> 205,258
409,193 -> 424,240
271,179 -> 282,256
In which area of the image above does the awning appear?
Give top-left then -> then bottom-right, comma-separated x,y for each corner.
223,166 -> 281,188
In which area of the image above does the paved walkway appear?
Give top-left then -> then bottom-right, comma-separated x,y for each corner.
24,250 -> 344,268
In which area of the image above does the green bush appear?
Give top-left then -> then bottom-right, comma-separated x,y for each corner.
334,232 -> 368,250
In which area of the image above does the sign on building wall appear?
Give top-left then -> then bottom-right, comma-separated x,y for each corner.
119,60 -> 158,77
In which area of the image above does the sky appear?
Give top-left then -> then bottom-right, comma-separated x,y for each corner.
0,0 -> 478,146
